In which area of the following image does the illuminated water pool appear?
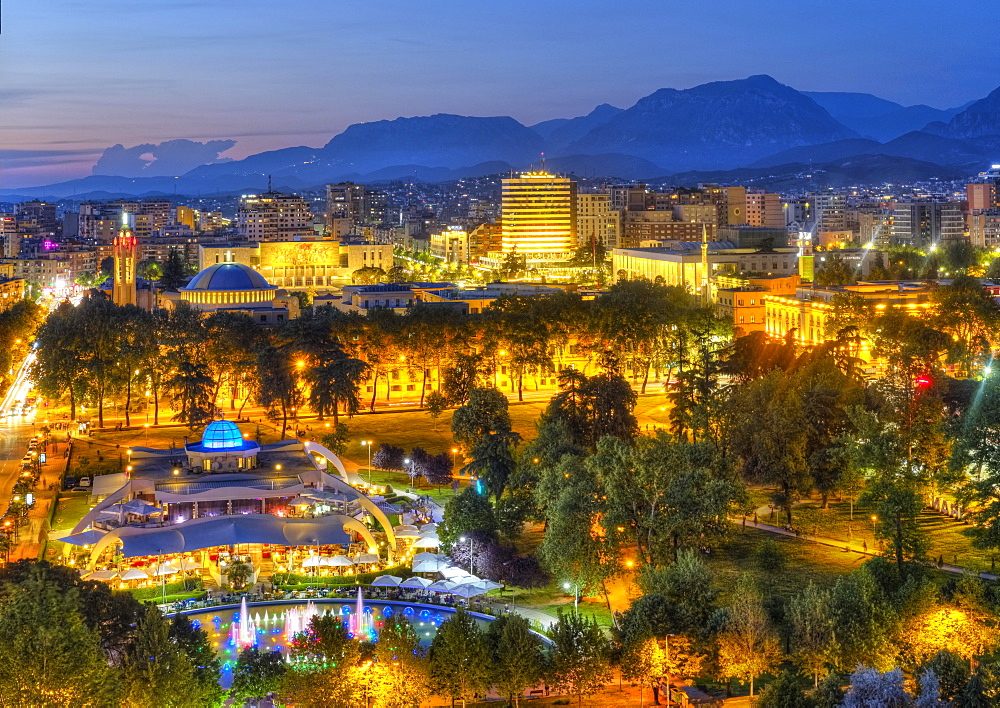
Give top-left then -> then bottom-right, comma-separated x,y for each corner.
177,599 -> 495,687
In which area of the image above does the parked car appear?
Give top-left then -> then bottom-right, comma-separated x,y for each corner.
63,476 -> 77,490
78,477 -> 91,488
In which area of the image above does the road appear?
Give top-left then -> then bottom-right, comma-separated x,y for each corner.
0,349 -> 40,519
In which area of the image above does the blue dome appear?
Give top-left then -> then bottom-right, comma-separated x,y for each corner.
183,263 -> 274,292
200,420 -> 246,450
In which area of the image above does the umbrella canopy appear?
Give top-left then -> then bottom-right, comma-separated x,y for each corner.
302,489 -> 343,501
154,563 -> 179,576
301,555 -> 324,568
393,524 -> 419,532
176,558 -> 202,571
412,552 -> 440,562
419,523 -> 438,532
60,529 -> 107,546
85,569 -> 118,582
479,580 -> 503,591
400,576 -> 433,589
328,555 -> 355,567
371,575 -> 402,587
394,528 -> 421,538
412,560 -> 446,573
287,496 -> 315,507
122,499 -> 162,515
441,566 -> 473,580
450,582 -> 490,598
411,536 -> 440,548
426,580 -> 458,593
120,568 -> 148,581
353,553 -> 379,564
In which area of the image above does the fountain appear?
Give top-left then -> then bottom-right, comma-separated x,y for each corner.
230,596 -> 258,650
348,586 -> 375,641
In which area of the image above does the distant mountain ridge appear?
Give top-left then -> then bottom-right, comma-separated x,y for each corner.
9,74 -> 1000,197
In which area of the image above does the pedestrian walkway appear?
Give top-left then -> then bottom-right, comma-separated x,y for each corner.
734,516 -> 998,581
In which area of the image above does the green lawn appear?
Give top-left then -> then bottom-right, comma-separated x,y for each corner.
51,491 -> 92,533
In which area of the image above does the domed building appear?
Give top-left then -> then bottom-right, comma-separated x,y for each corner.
159,261 -> 300,323
185,419 -> 260,472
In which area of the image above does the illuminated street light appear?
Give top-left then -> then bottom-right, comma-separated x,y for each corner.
563,581 -> 579,613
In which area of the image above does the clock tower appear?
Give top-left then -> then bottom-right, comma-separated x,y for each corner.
112,211 -> 137,306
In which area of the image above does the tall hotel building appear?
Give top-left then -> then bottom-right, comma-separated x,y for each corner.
500,172 -> 577,260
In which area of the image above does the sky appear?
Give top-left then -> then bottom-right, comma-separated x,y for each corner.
1,0 -> 998,188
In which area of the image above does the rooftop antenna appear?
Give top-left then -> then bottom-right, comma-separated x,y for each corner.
540,152 -> 546,172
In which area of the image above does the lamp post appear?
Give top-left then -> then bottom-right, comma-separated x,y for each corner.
563,581 -> 579,614
459,535 -> 475,575
361,440 -> 373,486
404,458 -> 414,491
870,514 -> 878,549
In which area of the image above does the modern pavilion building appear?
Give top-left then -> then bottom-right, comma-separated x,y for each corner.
65,420 -> 397,585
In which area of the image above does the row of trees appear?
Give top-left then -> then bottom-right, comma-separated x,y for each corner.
32,279 -> 721,431
0,561 -> 223,707
247,606 -> 607,708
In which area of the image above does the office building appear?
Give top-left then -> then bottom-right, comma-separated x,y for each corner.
500,172 -> 577,258
576,192 -> 621,248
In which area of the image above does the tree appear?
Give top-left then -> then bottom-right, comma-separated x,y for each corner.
166,359 -> 217,429
451,387 -> 512,451
0,568 -> 120,705
753,671 -> 814,708
486,614 -> 544,707
619,552 -> 718,645
862,479 -> 929,569
787,582 -> 837,687
351,266 -> 386,284
74,271 -> 106,288
159,248 -> 189,291
227,559 -> 253,589
716,575 -> 781,697
32,302 -> 87,420
121,606 -> 204,708
257,345 -> 302,438
842,667 -> 911,708
426,389 -> 448,427
548,610 -> 611,706
440,486 -> 497,547
169,613 -> 224,706
372,443 -> 405,472
919,650 -> 969,704
813,672 -> 846,708
442,353 -> 487,406
463,430 -> 521,501
828,568 -> 897,672
231,647 -> 287,703
962,662 -> 1000,707
621,637 -> 666,706
307,344 -> 369,423
429,609 -> 490,708
369,617 -> 430,708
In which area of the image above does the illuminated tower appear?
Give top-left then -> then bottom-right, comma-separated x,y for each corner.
797,231 -> 815,283
500,172 -> 577,256
112,212 -> 137,306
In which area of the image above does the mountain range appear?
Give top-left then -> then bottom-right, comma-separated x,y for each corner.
8,75 -> 1000,199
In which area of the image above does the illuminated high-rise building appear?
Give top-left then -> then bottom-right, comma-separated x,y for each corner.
237,188 -> 314,242
500,172 -> 576,256
112,212 -> 137,306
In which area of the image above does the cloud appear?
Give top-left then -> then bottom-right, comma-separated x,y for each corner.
92,138 -> 236,177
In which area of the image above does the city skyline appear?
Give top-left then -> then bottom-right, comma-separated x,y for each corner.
2,0 -> 999,186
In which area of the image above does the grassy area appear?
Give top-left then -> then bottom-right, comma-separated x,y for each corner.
50,491 -> 92,533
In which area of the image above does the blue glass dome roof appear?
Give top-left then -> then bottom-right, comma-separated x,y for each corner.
200,420 -> 246,450
183,263 -> 275,292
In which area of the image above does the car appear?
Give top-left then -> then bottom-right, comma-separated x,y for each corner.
27,441 -> 37,450
20,454 -> 31,464
78,477 -> 91,488
63,476 -> 77,490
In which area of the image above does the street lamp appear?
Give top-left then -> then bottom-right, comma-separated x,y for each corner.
563,581 -> 579,614
404,458 -> 415,491
870,514 -> 878,548
459,535 -> 475,575
361,440 -> 373,485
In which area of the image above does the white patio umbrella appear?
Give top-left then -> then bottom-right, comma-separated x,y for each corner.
328,555 -> 355,567
85,569 -> 118,582
394,528 -> 421,538
353,553 -> 380,564
371,575 -> 402,587
176,558 -> 202,571
411,536 -> 440,548
153,563 -> 179,577
426,580 -> 458,593
393,524 -> 419,532
450,582 -> 490,599
412,560 -> 446,573
419,523 -> 438,532
120,568 -> 148,581
302,556 -> 323,568
399,576 -> 433,589
441,566 -> 473,580
412,552 -> 440,562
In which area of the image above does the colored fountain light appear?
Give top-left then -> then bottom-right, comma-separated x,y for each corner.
230,596 -> 258,650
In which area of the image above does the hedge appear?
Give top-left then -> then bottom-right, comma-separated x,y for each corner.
272,564 -> 413,588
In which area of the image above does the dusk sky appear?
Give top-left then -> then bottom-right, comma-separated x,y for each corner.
1,0 -> 998,187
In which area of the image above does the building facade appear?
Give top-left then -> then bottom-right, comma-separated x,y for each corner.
237,190 -> 315,242
500,172 -> 577,258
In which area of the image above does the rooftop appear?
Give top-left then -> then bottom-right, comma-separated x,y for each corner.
183,262 -> 275,292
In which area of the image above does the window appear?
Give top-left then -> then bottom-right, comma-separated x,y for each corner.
406,384 -> 415,391
750,316 -> 756,323
738,300 -> 744,306
260,315 -> 266,322
739,316 -> 745,323
366,386 -> 373,393
391,385 -> 401,392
